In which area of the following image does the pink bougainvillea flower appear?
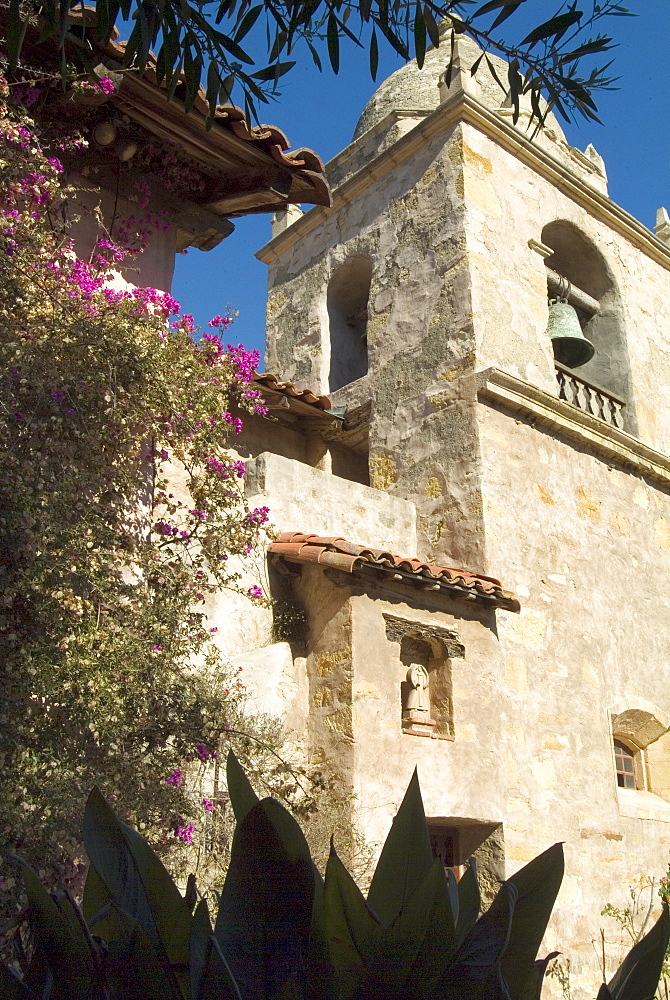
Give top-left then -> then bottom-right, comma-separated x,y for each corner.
166,768 -> 183,787
175,822 -> 195,844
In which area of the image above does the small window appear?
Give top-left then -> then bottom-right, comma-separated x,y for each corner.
614,739 -> 639,789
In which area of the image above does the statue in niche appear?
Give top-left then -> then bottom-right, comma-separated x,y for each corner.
405,663 -> 430,713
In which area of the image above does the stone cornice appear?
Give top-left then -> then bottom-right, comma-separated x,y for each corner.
476,368 -> 670,488
257,92 -> 670,270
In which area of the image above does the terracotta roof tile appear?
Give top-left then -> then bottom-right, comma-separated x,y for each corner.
254,374 -> 332,411
269,532 -> 520,611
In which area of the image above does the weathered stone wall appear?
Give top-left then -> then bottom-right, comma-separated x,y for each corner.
478,400 -> 670,990
263,122 -> 489,571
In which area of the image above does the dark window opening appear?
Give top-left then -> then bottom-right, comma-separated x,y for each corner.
328,256 -> 372,393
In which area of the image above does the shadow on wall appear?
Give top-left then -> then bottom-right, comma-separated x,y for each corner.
328,255 -> 372,392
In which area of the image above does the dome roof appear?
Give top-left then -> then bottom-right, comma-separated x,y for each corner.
352,28 -> 565,145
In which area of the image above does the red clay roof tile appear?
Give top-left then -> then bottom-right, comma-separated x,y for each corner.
253,374 -> 332,410
268,532 -> 520,611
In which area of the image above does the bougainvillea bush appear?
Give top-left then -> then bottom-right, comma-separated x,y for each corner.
0,74 -> 292,927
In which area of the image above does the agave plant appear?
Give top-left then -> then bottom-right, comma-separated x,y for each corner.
2,754 -> 668,1000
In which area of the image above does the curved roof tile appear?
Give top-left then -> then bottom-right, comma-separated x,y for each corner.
269,532 -> 520,611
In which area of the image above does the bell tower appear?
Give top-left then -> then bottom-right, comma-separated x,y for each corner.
255,29 -> 670,983
257,30 -> 653,570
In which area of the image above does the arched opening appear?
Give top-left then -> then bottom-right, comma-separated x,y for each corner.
327,256 -> 372,392
541,221 -> 635,433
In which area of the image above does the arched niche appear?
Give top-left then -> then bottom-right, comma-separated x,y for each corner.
327,256 -> 372,393
541,220 -> 636,433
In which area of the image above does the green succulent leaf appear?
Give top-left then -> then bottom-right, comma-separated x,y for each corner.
190,899 -> 241,1000
367,768 -> 434,927
500,843 -> 564,1000
436,880 -> 518,1000
82,787 -> 191,997
18,860 -> 94,1000
226,749 -> 260,823
607,903 -> 670,1000
103,904 -> 177,1000
0,963 -> 38,998
215,798 -> 316,1000
455,857 -> 481,944
323,843 -> 383,999
376,860 -> 458,997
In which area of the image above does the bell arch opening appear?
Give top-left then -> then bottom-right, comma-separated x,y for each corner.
327,256 -> 372,393
541,220 -> 636,434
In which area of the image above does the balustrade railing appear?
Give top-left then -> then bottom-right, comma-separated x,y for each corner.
555,362 -> 626,430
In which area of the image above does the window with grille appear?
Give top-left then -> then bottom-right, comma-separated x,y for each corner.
614,739 -> 638,789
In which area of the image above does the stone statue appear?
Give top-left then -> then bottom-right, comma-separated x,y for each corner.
405,663 -> 430,712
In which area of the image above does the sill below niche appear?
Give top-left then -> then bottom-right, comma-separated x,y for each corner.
402,729 -> 455,741
617,787 -> 670,822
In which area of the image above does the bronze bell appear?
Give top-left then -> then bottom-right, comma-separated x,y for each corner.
547,297 -> 595,368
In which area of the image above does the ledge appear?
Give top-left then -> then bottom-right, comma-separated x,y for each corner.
476,368 -> 670,488
617,788 -> 670,824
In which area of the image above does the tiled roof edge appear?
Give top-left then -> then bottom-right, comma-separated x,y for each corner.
268,532 -> 520,612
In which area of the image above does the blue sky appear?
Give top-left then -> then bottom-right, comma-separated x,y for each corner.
172,0 -> 670,363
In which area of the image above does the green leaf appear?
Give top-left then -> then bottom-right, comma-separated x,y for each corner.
455,857 -> 481,944
437,881 -> 518,1000
380,860 -> 458,996
323,843 -> 382,1000
82,787 -> 191,997
6,0 -> 29,69
0,964 -> 37,998
369,27 -> 379,79
413,2 -> 426,69
103,904 -> 176,1000
251,61 -> 296,81
190,900 -> 241,1000
19,861 -> 94,1000
234,5 -> 263,42
226,750 -> 260,823
423,5 -> 440,49
82,861 -> 111,926
607,904 -> 670,1000
521,10 -> 583,47
327,13 -> 340,74
215,799 -> 316,1000
474,0 -> 525,30
501,843 -> 564,1000
366,768 -> 433,927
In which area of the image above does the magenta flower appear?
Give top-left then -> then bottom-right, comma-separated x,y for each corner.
166,768 -> 183,787
246,585 -> 263,600
196,743 -> 218,761
175,822 -> 195,844
202,799 -> 214,812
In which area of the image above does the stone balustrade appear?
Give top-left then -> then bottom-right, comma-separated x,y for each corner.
555,362 -> 626,429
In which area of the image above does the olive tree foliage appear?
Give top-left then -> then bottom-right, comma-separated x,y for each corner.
0,82 -> 358,934
6,0 -> 630,126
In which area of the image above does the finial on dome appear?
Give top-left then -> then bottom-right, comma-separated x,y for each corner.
437,34 -> 481,104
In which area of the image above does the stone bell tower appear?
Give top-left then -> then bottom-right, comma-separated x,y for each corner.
255,27 -> 670,996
